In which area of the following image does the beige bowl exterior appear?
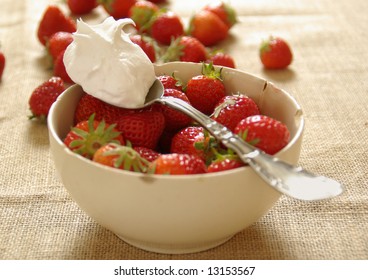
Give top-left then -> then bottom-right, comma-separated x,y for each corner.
48,62 -> 304,254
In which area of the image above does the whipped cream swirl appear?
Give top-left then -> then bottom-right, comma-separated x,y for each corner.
64,17 -> 156,108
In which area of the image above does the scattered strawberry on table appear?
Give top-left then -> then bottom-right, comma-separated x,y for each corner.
128,1 -> 159,33
99,0 -> 137,19
260,36 -> 293,69
67,0 -> 99,15
187,9 -> 229,47
53,50 -> 73,83
28,77 -> 65,121
162,36 -> 207,63
202,1 -> 237,29
47,31 -> 74,62
130,34 -> 157,63
37,5 -> 76,46
149,10 -> 184,45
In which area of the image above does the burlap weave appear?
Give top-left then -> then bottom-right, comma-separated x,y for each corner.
0,0 -> 367,259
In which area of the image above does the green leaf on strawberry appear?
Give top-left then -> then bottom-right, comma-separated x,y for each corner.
93,143 -> 150,173
64,114 -> 124,159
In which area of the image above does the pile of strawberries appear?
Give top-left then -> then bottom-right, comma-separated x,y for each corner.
28,0 -> 241,120
37,0 -> 238,73
28,0 -> 293,120
127,0 -> 237,67
63,63 -> 290,175
27,0 -> 293,175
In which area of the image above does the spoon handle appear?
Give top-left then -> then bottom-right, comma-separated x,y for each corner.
160,97 -> 343,201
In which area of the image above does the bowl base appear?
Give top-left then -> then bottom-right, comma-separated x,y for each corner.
116,234 -> 235,254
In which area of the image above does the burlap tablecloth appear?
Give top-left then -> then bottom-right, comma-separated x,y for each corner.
0,0 -> 367,260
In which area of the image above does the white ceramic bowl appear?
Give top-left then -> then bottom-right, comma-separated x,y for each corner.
48,62 -> 304,254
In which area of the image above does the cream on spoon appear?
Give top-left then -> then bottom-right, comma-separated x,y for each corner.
63,17 -> 156,109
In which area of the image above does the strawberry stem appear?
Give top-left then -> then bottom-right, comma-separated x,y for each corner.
103,143 -> 150,173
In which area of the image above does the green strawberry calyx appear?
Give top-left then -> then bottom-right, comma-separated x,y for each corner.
201,62 -> 223,81
260,36 -> 276,55
237,128 -> 260,147
223,3 -> 238,27
102,143 -> 150,173
209,147 -> 240,165
69,114 -> 121,159
193,128 -> 219,165
160,36 -> 185,63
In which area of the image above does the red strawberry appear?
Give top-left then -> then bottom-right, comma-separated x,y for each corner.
170,126 -> 216,163
67,0 -> 98,15
260,36 -> 293,69
130,34 -> 157,63
133,146 -> 161,162
185,63 -> 226,115
0,50 -> 5,81
74,92 -> 135,124
28,77 -> 65,120
115,110 -> 165,149
99,0 -> 137,19
207,52 -> 236,68
74,93 -> 106,124
207,156 -> 244,173
93,143 -> 149,172
162,36 -> 207,63
234,115 -> 290,155
203,1 -> 237,29
53,50 -> 73,84
64,114 -> 125,159
47,31 -> 73,62
128,0 -> 159,33
150,11 -> 184,45
157,74 -> 183,91
211,95 -> 260,132
149,153 -> 207,175
37,5 -> 76,46
152,88 -> 192,131
188,10 -> 228,46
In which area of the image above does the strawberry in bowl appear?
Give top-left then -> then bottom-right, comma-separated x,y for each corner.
47,62 -> 304,254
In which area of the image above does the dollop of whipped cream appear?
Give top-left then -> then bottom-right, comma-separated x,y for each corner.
64,17 -> 156,108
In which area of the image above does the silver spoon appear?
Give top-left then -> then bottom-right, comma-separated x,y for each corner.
142,78 -> 343,201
